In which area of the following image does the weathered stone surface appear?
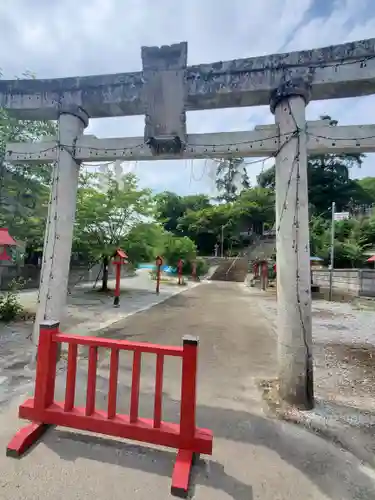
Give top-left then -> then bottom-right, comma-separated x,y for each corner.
141,42 -> 187,153
0,38 -> 374,119
269,77 -> 312,114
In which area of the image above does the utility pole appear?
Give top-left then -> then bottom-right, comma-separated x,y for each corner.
329,201 -> 336,301
221,225 -> 224,258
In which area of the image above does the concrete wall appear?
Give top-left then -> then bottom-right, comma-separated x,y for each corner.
312,269 -> 375,297
0,262 -> 134,291
201,256 -> 231,266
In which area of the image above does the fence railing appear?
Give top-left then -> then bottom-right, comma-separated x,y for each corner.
7,321 -> 213,496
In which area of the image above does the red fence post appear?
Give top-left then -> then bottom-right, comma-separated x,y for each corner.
180,335 -> 198,445
34,321 -> 60,413
6,320 -> 60,457
171,335 -> 199,496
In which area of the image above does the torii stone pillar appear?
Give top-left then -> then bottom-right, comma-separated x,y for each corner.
270,79 -> 314,409
33,107 -> 89,344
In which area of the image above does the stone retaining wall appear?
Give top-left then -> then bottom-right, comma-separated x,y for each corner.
0,262 -> 134,291
312,269 -> 375,297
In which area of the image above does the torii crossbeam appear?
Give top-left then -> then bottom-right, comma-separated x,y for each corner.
6,121 -> 375,164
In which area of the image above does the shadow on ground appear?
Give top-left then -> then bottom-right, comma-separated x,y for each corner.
39,367 -> 375,500
47,430 -> 252,500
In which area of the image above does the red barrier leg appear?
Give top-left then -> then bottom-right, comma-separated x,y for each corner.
171,449 -> 195,497
6,423 -> 50,457
6,320 -> 59,457
171,336 -> 199,496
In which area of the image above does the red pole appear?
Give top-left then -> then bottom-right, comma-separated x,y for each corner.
177,259 -> 183,285
156,256 -> 163,295
156,265 -> 161,294
254,262 -> 259,278
261,262 -> 268,290
113,261 -> 121,307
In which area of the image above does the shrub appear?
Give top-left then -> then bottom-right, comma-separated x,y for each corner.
0,278 -> 25,322
182,258 -> 209,277
195,258 -> 209,277
162,235 -> 197,267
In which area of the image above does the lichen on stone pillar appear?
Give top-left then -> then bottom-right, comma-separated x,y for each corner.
269,77 -> 312,114
58,105 -> 89,128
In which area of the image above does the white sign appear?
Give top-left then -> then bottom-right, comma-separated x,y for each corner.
334,212 -> 349,221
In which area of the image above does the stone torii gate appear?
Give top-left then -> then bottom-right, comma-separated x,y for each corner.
2,39 -> 375,409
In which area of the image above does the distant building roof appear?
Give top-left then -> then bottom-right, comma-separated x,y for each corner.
0,228 -> 17,246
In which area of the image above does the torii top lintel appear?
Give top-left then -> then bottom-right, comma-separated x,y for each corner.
0,38 -> 374,123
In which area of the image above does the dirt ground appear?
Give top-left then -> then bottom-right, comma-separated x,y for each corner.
1,282 -> 375,499
0,270 -> 198,409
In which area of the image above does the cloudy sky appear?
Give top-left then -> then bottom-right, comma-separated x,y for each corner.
1,0 -> 375,195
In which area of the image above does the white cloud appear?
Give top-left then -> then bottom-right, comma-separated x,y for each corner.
1,0 -> 375,194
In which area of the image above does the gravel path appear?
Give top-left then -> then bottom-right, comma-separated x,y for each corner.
247,287 -> 375,411
253,292 -> 375,346
1,282 -> 375,499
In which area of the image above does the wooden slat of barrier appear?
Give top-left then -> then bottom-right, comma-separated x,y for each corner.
64,344 -> 78,411
107,348 -> 119,419
18,398 -> 213,454
130,350 -> 141,423
56,334 -> 183,357
153,354 -> 164,428
85,346 -> 98,416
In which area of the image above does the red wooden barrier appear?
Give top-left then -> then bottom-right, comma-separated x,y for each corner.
7,321 -> 213,497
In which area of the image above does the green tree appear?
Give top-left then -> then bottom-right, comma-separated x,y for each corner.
257,116 -> 368,216
74,171 -> 153,290
0,108 -> 56,257
358,214 -> 375,246
340,237 -> 368,268
154,192 -> 211,235
309,213 -> 375,268
126,222 -> 166,265
162,234 -> 197,267
214,157 -> 250,202
177,187 -> 276,255
356,177 -> 375,204
178,203 -> 244,255
154,191 -> 185,233
236,187 -> 275,234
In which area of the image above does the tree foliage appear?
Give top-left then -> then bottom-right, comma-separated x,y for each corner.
154,192 -> 211,233
126,222 -> 165,265
162,234 -> 197,267
310,214 -> 375,268
0,108 -> 56,257
74,170 -> 153,289
214,157 -> 250,202
357,177 -> 375,204
257,116 -> 371,216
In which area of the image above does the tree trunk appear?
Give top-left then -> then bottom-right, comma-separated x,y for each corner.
100,255 -> 109,291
